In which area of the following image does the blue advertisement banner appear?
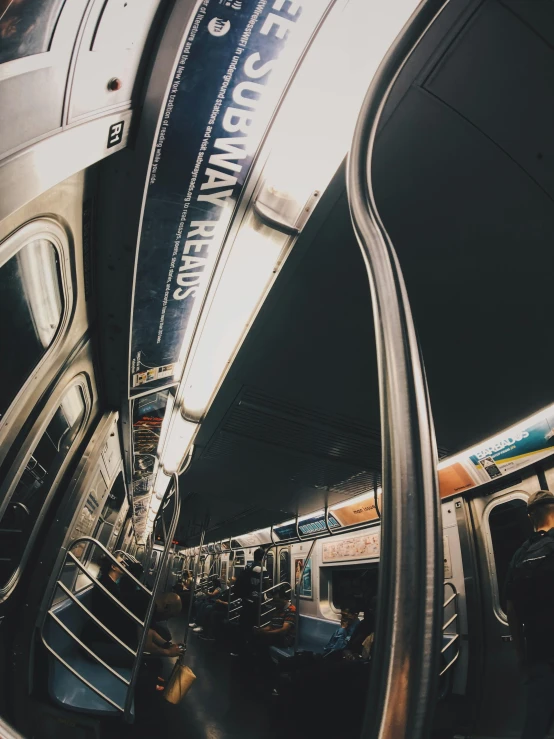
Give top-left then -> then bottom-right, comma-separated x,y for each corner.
130,0 -> 312,395
469,413 -> 554,480
274,513 -> 340,541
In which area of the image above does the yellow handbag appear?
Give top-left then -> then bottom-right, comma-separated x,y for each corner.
163,654 -> 196,704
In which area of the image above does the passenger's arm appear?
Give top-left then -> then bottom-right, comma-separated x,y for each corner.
506,600 -> 525,669
255,622 -> 292,642
143,628 -> 182,657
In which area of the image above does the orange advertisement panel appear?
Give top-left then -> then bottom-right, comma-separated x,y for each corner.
332,494 -> 382,527
438,462 -> 476,499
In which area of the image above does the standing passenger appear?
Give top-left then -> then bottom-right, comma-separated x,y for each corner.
505,490 -> 554,739
232,548 -> 269,656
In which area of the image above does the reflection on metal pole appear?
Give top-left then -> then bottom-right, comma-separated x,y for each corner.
347,1 -> 447,737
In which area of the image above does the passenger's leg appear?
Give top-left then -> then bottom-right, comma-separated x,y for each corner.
521,662 -> 554,739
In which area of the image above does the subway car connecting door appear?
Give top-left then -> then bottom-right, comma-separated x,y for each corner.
469,474 -> 539,737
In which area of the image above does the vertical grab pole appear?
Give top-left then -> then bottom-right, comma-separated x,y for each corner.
347,2 -> 448,737
124,473 -> 181,720
293,539 -> 316,654
184,515 -> 208,648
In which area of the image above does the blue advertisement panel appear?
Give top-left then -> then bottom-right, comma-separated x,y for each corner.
274,513 -> 340,541
469,412 -> 554,480
130,0 -> 319,395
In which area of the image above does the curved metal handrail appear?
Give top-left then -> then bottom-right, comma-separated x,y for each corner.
258,581 -> 293,627
124,473 -> 182,718
347,2 -> 447,737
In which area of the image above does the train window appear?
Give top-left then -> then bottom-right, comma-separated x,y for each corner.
279,549 -> 290,584
0,0 -> 66,64
266,551 -> 274,590
90,473 -> 126,558
0,383 -> 86,593
0,235 -> 65,421
488,497 -> 533,614
331,565 -> 379,611
235,551 -> 245,566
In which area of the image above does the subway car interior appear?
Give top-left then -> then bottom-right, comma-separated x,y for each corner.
1,0 -> 554,737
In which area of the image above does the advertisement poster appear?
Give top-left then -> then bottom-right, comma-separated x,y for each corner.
332,494 -> 381,527
294,557 -> 312,598
469,413 -> 554,481
129,0 -> 322,395
131,390 -> 171,535
322,532 -> 381,563
275,513 -> 340,541
437,462 -> 477,499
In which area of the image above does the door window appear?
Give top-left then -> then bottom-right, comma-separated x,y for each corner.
488,496 -> 533,614
0,0 -> 66,64
279,549 -> 290,584
0,236 -> 65,420
0,383 -> 86,592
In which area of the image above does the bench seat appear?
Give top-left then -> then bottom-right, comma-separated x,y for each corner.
43,588 -> 134,718
269,614 -> 338,662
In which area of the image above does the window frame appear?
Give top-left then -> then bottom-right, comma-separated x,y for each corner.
0,373 -> 91,602
483,490 -> 530,625
0,218 -> 73,430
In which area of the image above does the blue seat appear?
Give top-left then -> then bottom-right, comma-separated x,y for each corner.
269,615 -> 339,662
43,588 -> 135,717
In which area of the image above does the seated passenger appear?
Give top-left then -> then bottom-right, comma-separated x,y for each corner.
254,587 -> 296,648
323,603 -> 361,657
81,553 -> 134,663
143,593 -> 183,657
172,572 -> 192,613
343,596 -> 376,660
189,576 -> 222,629
83,554 -> 182,667
196,576 -> 236,640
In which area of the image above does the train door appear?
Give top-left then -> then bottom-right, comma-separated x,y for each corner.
471,482 -> 535,735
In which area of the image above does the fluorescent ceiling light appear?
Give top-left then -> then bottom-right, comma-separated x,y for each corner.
156,392 -> 175,456
160,411 -> 197,474
181,217 -> 284,419
256,0 -> 420,230
150,495 -> 162,513
178,0 -> 419,421
154,469 -> 172,499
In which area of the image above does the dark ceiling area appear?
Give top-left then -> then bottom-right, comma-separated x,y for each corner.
177,0 -> 554,544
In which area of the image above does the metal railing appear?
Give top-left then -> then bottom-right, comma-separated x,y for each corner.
40,475 -> 181,721
347,1 -> 447,736
293,543 -> 315,654
440,582 -> 460,678
258,582 -> 292,628
227,587 -> 242,623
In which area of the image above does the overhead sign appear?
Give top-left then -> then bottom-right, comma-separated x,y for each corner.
131,390 -> 170,535
469,414 -> 554,481
332,493 -> 381,527
274,513 -> 340,541
438,462 -> 476,499
130,0 -> 325,395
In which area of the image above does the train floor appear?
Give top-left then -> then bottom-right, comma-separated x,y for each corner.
123,614 -> 462,739
128,613 -> 298,739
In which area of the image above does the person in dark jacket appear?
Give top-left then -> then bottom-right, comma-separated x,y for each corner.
505,490 -> 554,739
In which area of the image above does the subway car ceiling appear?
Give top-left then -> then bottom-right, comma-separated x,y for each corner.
2,0 -> 551,550
120,0 -> 554,546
